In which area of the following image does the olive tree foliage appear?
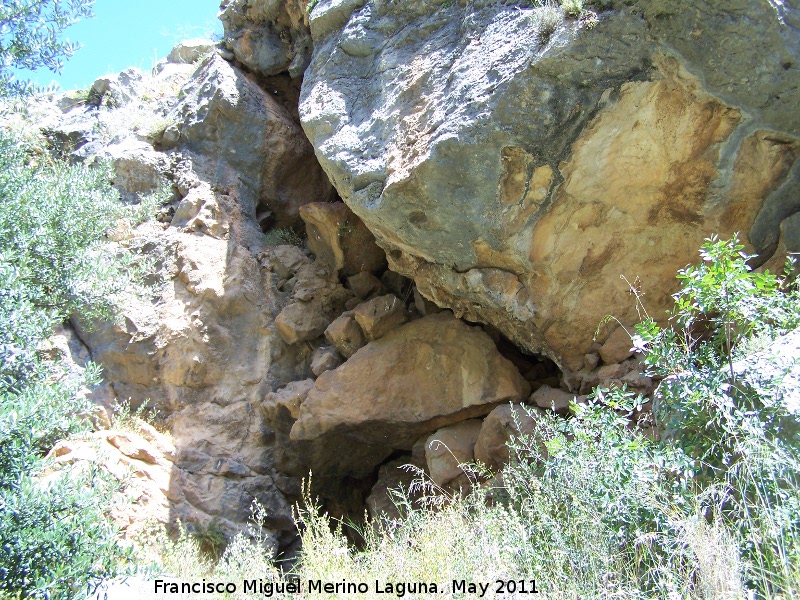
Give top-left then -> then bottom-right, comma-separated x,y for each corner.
0,0 -> 94,96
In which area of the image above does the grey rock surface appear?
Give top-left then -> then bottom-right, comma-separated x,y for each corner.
220,0 -> 313,78
300,0 -> 800,371
167,53 -> 335,230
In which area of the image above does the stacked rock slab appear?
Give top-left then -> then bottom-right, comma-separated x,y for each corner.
287,312 -> 529,477
299,0 -> 800,376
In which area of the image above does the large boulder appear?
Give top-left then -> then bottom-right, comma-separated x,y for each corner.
299,0 -> 800,373
289,312 -> 529,477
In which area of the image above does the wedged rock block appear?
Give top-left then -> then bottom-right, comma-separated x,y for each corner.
474,404 -> 543,473
300,201 -> 387,276
300,0 -> 800,373
425,419 -> 483,490
290,312 -> 527,477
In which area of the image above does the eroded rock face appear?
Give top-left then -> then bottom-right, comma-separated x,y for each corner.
165,53 -> 335,230
300,201 -> 387,276
37,44 -> 350,546
45,420 -> 293,552
288,312 -> 528,477
300,0 -> 800,372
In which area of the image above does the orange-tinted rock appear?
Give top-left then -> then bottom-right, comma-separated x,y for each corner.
300,202 -> 386,276
290,312 -> 527,477
324,311 -> 366,358
598,325 -> 634,365
474,404 -> 543,473
352,294 -> 408,341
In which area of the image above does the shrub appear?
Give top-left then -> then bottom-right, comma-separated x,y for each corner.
263,227 -> 306,248
0,0 -> 94,96
633,236 -> 799,466
632,235 -> 800,595
0,129 -> 141,598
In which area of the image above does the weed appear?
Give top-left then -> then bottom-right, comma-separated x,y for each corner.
263,227 -> 306,248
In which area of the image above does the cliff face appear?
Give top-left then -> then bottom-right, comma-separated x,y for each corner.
23,0 -> 800,553
299,0 -> 800,373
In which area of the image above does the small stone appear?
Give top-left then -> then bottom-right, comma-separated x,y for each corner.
366,457 -> 425,520
274,301 -> 331,345
474,404 -> 542,472
311,346 -> 342,377
584,352 -> 600,370
413,286 -> 441,316
261,379 -> 316,422
425,420 -> 484,489
597,363 -> 625,380
324,312 -> 366,358
599,326 -> 634,365
353,294 -> 408,341
347,271 -> 383,300
531,384 -> 577,414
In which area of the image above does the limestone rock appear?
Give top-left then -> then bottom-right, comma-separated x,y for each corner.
171,182 -> 230,239
274,286 -> 352,345
366,457 -> 426,520
103,139 -> 170,203
413,286 -> 441,316
40,107 -> 98,156
260,379 -> 316,475
598,325 -> 634,365
167,53 -> 334,228
90,68 -> 144,108
290,312 -> 528,477
352,294 -> 407,341
261,379 -> 315,423
531,385 -> 571,414
167,39 -> 215,64
347,271 -> 383,300
275,301 -> 333,345
310,345 -> 342,377
45,421 -> 288,548
220,0 -> 312,78
324,311 -> 366,358
425,419 -> 483,490
300,0 -> 800,371
474,404 -> 542,473
300,201 -> 386,276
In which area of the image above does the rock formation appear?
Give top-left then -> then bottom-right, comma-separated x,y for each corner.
299,0 -> 800,377
17,0 -> 800,556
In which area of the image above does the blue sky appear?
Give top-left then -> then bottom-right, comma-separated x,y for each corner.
19,0 -> 222,91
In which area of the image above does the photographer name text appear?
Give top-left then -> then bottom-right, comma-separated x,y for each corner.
154,577 -> 540,597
